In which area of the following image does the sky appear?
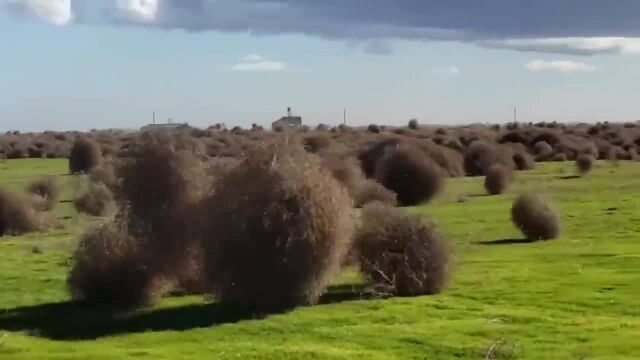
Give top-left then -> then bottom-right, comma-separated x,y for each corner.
1,1 -> 640,131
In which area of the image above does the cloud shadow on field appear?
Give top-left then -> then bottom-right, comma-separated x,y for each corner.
0,284 -> 370,340
474,238 -> 533,246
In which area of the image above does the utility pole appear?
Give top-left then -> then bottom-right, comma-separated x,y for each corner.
513,106 -> 517,123
152,111 -> 156,125
343,108 -> 347,125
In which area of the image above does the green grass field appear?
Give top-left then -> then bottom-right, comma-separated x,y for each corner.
1,159 -> 639,359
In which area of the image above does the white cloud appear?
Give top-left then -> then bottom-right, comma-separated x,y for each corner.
525,60 -> 596,73
481,37 -> 640,56
432,66 -> 460,75
6,0 -> 72,25
241,54 -> 264,63
231,54 -> 287,72
115,0 -> 159,23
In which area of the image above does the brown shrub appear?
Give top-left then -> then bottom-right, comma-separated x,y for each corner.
355,203 -> 452,296
67,223 -> 165,309
28,194 -> 48,213
434,136 -> 464,151
27,147 -> 44,158
555,135 -> 595,160
117,142 -> 208,208
576,154 -> 595,175
0,186 -> 42,236
531,131 -> 561,146
499,131 -> 529,145
375,146 -> 444,206
47,143 -> 71,158
596,139 -> 613,160
208,156 -> 239,177
203,143 -> 354,312
607,146 -> 622,164
323,157 -> 364,192
358,138 -> 401,178
89,161 -> 118,190
581,142 -> 599,157
463,141 -> 511,176
7,146 -> 27,159
323,157 -> 396,208
534,141 -> 553,160
508,145 -> 535,170
514,151 -> 534,170
511,194 -> 560,241
352,179 -> 397,208
74,183 -> 115,217
116,139 -> 210,276
368,124 -> 381,133
69,138 -> 102,174
552,153 -> 568,162
506,122 -> 520,131
414,139 -> 465,177
170,245 -> 207,295
303,134 -> 332,153
69,138 -> 212,308
484,164 -> 512,195
54,133 -> 69,141
100,143 -> 117,157
338,124 -> 351,133
26,177 -> 59,211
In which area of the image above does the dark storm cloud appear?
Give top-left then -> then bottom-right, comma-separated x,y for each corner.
156,0 -> 640,39
8,0 -> 640,54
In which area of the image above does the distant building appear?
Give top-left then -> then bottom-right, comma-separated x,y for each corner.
141,122 -> 188,132
272,107 -> 302,131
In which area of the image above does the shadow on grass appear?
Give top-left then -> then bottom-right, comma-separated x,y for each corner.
319,283 -> 371,305
467,193 -> 491,198
557,175 -> 581,180
474,238 -> 533,245
0,284 -> 369,341
0,301 -> 246,340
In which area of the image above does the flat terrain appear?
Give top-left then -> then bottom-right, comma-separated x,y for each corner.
0,159 -> 639,359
